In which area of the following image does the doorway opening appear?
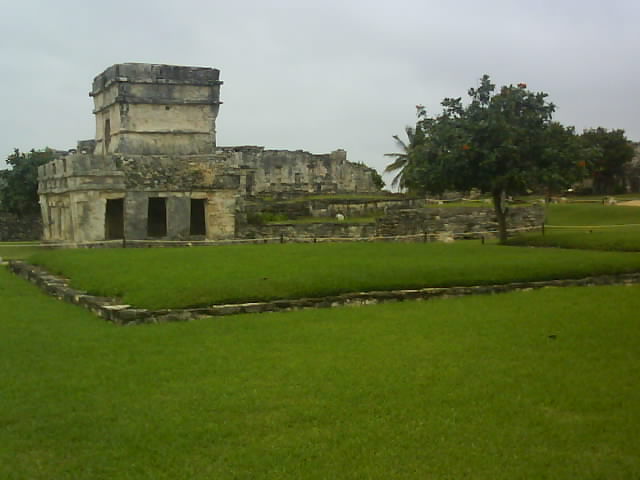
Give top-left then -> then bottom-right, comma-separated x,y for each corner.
147,198 -> 167,237
190,199 -> 206,235
105,198 -> 124,239
104,119 -> 111,153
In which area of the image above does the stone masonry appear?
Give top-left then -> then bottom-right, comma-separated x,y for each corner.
91,63 -> 222,156
37,63 -> 381,243
0,213 -> 42,241
240,205 -> 544,241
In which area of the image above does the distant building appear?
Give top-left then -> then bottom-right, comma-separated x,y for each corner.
38,63 -> 380,243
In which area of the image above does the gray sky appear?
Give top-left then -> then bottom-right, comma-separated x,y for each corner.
1,0 -> 638,185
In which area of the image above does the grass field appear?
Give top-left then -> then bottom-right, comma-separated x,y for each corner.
27,242 -> 640,309
4,200 -> 640,478
545,204 -> 640,226
0,242 -> 45,260
507,227 -> 640,251
1,266 -> 639,479
507,204 -> 640,251
560,193 -> 640,201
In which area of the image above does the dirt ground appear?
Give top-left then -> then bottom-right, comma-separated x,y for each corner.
618,200 -> 640,207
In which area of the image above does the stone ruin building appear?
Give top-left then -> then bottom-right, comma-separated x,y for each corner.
38,63 -> 380,243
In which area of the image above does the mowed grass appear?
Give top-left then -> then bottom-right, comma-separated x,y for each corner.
27,241 -> 640,309
507,204 -> 640,251
2,267 -> 640,479
0,242 -> 45,260
545,204 -> 640,226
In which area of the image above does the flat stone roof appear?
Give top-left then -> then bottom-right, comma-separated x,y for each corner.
91,63 -> 222,96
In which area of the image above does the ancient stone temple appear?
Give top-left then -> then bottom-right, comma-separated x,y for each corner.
91,63 -> 222,156
38,63 -> 380,243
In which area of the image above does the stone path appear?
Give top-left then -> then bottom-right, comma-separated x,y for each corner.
8,260 -> 640,325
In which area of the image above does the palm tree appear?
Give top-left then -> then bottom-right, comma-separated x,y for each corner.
384,125 -> 422,191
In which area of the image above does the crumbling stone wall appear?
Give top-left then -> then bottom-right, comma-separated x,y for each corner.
38,153 -> 243,242
240,206 -> 544,241
222,147 -> 379,194
0,213 -> 42,241
307,197 -> 426,218
245,196 -> 424,221
241,221 -> 377,240
376,206 -> 544,237
36,62 -> 384,243
91,63 -> 222,156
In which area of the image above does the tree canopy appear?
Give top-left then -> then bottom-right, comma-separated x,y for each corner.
0,148 -> 55,216
581,127 -> 635,194
386,75 -> 589,242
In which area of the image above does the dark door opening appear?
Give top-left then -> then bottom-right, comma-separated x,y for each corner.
105,198 -> 124,240
246,173 -> 254,195
104,119 -> 111,153
147,197 -> 167,237
190,199 -> 206,235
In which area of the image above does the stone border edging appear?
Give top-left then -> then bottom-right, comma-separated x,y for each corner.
8,260 -> 640,325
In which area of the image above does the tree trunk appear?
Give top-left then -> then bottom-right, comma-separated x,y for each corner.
492,189 -> 508,244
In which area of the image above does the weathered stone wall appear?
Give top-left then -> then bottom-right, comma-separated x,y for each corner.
76,139 -> 96,154
240,206 -> 544,241
36,62 -> 389,243
308,197 -> 427,218
222,146 -> 379,194
38,154 -> 125,194
376,206 -> 544,237
91,63 -> 221,156
246,196 -> 423,220
241,222 -> 377,240
38,153 -> 242,242
0,213 -> 42,241
38,154 -> 125,242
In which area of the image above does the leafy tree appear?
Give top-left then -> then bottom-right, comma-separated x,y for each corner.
393,75 -> 584,242
0,148 -> 55,216
370,169 -> 386,190
538,122 -> 592,200
581,127 -> 635,194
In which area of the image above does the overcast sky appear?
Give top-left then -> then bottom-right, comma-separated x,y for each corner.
1,0 -> 638,184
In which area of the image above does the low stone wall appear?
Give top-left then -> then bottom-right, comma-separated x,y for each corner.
0,213 -> 42,241
247,196 -> 430,220
308,197 -> 428,218
376,206 -> 543,238
222,147 -> 380,194
240,206 -> 544,241
9,259 -> 640,325
241,222 -> 376,240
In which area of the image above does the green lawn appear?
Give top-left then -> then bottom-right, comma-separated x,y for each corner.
0,242 -> 47,260
544,204 -> 640,226
2,266 -> 639,479
27,242 -> 640,309
507,228 -> 640,251
507,204 -> 640,251
561,193 -> 640,201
